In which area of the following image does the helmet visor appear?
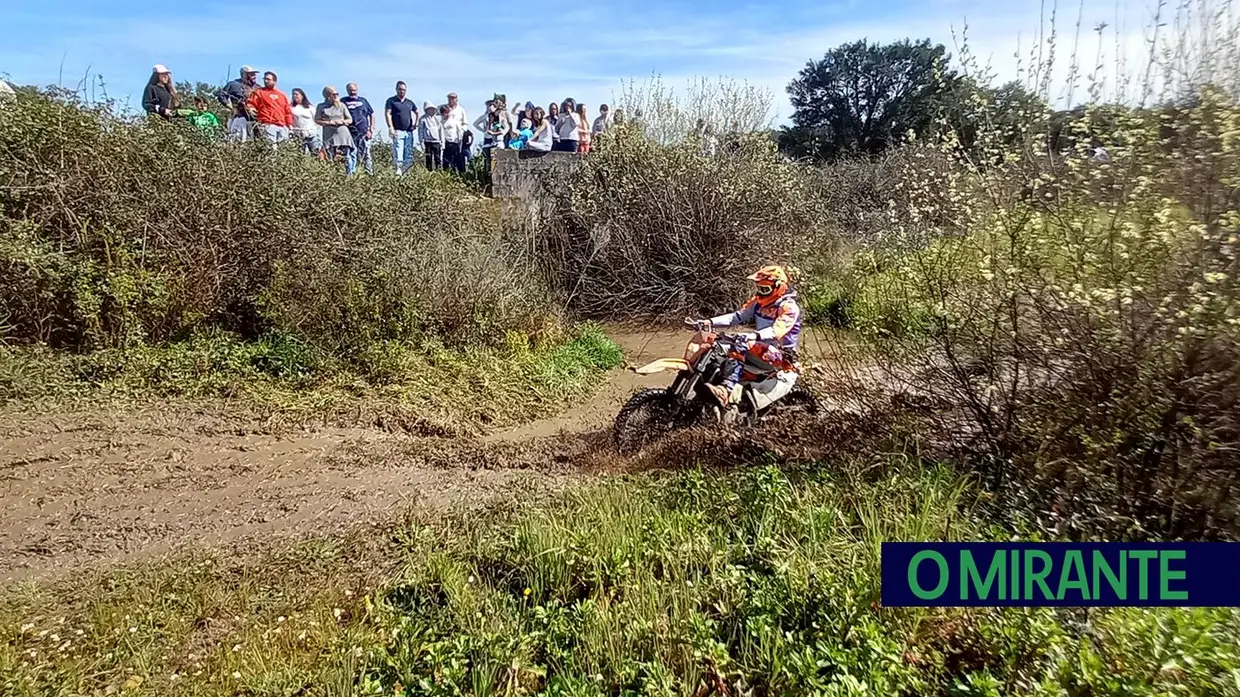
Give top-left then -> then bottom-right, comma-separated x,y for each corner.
755,283 -> 774,296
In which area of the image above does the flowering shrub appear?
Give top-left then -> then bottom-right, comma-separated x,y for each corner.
851,71 -> 1240,537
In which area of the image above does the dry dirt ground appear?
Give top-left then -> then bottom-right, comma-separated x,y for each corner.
0,326 -> 865,583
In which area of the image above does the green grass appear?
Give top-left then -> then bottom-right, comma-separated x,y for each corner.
0,323 -> 624,429
4,462 -> 1237,696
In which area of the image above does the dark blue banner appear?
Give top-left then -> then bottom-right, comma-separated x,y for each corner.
881,542 -> 1240,607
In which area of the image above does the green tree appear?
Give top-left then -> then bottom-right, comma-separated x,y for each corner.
781,38 -> 961,161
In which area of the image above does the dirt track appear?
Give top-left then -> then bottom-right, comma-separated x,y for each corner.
0,326 -> 857,583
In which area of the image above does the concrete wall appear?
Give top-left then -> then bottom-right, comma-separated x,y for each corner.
491,148 -> 582,200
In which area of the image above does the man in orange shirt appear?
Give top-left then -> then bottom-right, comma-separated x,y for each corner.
246,71 -> 294,144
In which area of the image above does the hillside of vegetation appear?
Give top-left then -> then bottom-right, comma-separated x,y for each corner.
3,6 -> 1240,694
0,89 -> 621,428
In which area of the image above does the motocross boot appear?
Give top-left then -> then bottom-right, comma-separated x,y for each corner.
707,383 -> 731,407
706,384 -> 741,424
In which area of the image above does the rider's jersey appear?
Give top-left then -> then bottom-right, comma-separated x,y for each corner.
708,290 -> 802,353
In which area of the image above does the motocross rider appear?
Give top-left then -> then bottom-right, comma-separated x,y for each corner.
687,264 -> 803,409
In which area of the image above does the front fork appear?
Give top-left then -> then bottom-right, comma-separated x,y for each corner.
669,360 -> 726,411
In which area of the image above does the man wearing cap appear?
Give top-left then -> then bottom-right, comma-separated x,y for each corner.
246,71 -> 293,145
442,92 -> 468,173
218,65 -> 259,141
341,82 -> 375,174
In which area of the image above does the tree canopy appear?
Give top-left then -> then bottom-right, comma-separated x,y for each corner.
781,38 -> 962,161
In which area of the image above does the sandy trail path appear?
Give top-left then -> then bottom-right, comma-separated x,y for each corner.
0,325 -> 853,583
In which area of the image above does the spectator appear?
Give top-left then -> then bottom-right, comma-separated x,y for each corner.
341,82 -> 375,174
527,107 -> 553,152
218,66 -> 259,141
418,100 -> 443,170
554,99 -> 580,152
142,65 -> 179,120
507,118 -> 533,150
548,102 -> 560,147
514,100 -> 535,125
315,85 -> 355,174
385,81 -> 418,176
445,92 -> 468,130
693,118 -> 718,156
442,92 -> 468,173
462,128 -> 474,169
290,88 -> 321,158
246,71 -> 293,144
475,96 -> 512,174
188,96 -> 220,133
576,103 -> 591,153
593,104 -> 611,135
439,104 -> 462,172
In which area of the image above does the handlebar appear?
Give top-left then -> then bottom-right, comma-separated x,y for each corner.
683,318 -> 753,346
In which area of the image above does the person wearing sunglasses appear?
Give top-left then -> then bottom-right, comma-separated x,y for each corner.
685,264 -> 803,410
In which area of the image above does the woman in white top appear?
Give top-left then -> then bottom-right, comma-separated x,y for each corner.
289,88 -> 321,158
527,107 -> 553,152
553,100 -> 580,152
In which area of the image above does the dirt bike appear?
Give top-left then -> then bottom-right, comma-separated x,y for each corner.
612,322 -> 821,452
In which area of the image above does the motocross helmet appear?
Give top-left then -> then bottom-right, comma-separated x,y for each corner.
747,265 -> 789,307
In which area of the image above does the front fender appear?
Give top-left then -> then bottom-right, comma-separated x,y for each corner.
631,358 -> 690,375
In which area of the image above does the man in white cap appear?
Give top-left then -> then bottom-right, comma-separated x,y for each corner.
441,91 -> 468,172
218,65 -> 259,141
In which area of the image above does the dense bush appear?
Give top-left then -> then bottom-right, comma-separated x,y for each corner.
0,90 -> 550,360
845,83 -> 1240,539
543,126 -> 828,319
801,144 -> 975,326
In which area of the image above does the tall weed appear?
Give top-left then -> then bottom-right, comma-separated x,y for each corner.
839,2 -> 1240,539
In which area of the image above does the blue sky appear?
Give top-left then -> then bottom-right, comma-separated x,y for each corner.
3,0 -> 1153,139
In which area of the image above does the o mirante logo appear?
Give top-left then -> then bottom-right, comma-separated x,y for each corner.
880,543 -> 1240,607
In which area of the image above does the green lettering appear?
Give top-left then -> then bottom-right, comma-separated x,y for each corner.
909,551 -> 949,600
1092,550 -> 1126,600
1011,548 -> 1021,599
1056,550 -> 1090,601
1024,550 -> 1054,600
1159,551 -> 1188,601
962,550 -> 1006,600
1130,551 -> 1158,600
